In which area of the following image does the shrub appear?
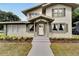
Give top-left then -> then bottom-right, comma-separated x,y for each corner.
0,34 -> 18,41
72,35 -> 79,39
5,35 -> 11,41
26,37 -> 33,43
17,36 -> 33,42
9,35 -> 18,41
0,33 -> 6,40
17,36 -> 25,42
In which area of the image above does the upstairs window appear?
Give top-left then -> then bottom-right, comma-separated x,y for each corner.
29,13 -> 39,18
52,8 -> 65,17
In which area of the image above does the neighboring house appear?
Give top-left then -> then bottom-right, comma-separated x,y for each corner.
73,21 -> 79,35
0,3 -> 79,38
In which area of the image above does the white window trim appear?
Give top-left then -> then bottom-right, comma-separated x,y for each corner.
51,23 -> 68,33
52,8 -> 65,17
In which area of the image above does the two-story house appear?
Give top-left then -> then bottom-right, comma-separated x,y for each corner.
0,3 -> 79,38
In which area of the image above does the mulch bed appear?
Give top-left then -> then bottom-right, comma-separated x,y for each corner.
50,38 -> 79,43
0,38 -> 33,43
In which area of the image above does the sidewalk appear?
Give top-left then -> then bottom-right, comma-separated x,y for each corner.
28,36 -> 54,56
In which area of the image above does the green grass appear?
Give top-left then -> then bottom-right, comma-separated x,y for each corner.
0,42 -> 32,56
50,43 -> 79,56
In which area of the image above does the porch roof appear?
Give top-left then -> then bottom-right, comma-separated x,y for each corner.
28,15 -> 54,23
74,21 -> 79,25
0,21 -> 30,24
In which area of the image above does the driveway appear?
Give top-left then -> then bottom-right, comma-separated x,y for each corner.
28,36 -> 54,56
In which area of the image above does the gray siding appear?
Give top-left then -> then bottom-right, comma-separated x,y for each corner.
46,4 -> 72,38
7,24 -> 34,37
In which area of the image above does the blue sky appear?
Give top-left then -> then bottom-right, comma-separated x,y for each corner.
0,3 -> 40,21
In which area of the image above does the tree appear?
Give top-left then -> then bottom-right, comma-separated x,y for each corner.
0,10 -> 21,22
72,8 -> 79,34
72,8 -> 79,27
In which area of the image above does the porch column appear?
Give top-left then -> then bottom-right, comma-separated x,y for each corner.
47,22 -> 49,37
4,24 -> 7,35
34,22 -> 35,36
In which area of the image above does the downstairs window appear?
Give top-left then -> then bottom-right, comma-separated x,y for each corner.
26,24 -> 34,32
52,23 -> 67,33
0,25 -> 4,31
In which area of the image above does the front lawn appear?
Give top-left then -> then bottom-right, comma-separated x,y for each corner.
0,42 -> 32,56
50,43 -> 79,56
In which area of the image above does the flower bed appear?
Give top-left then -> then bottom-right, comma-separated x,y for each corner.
0,34 -> 33,43
50,38 -> 79,43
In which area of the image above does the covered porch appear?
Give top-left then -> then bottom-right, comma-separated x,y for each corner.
28,15 -> 54,37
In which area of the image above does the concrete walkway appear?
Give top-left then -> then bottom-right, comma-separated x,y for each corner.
28,36 -> 53,56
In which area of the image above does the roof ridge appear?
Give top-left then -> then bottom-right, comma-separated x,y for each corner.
22,3 -> 79,16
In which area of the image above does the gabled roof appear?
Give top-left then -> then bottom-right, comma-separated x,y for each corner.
22,3 -> 79,16
28,15 -> 54,23
22,3 -> 46,16
42,3 -> 79,9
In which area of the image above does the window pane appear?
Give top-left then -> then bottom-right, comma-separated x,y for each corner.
58,8 -> 65,16
28,24 -> 34,32
30,25 -> 34,31
54,9 -> 58,13
52,24 -> 57,31
0,25 -> 4,30
30,13 -> 39,18
52,9 -> 58,17
59,9 -> 64,13
58,13 -> 64,17
59,24 -> 64,31
54,13 -> 58,17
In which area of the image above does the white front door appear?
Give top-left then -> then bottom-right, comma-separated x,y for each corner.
38,24 -> 44,35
